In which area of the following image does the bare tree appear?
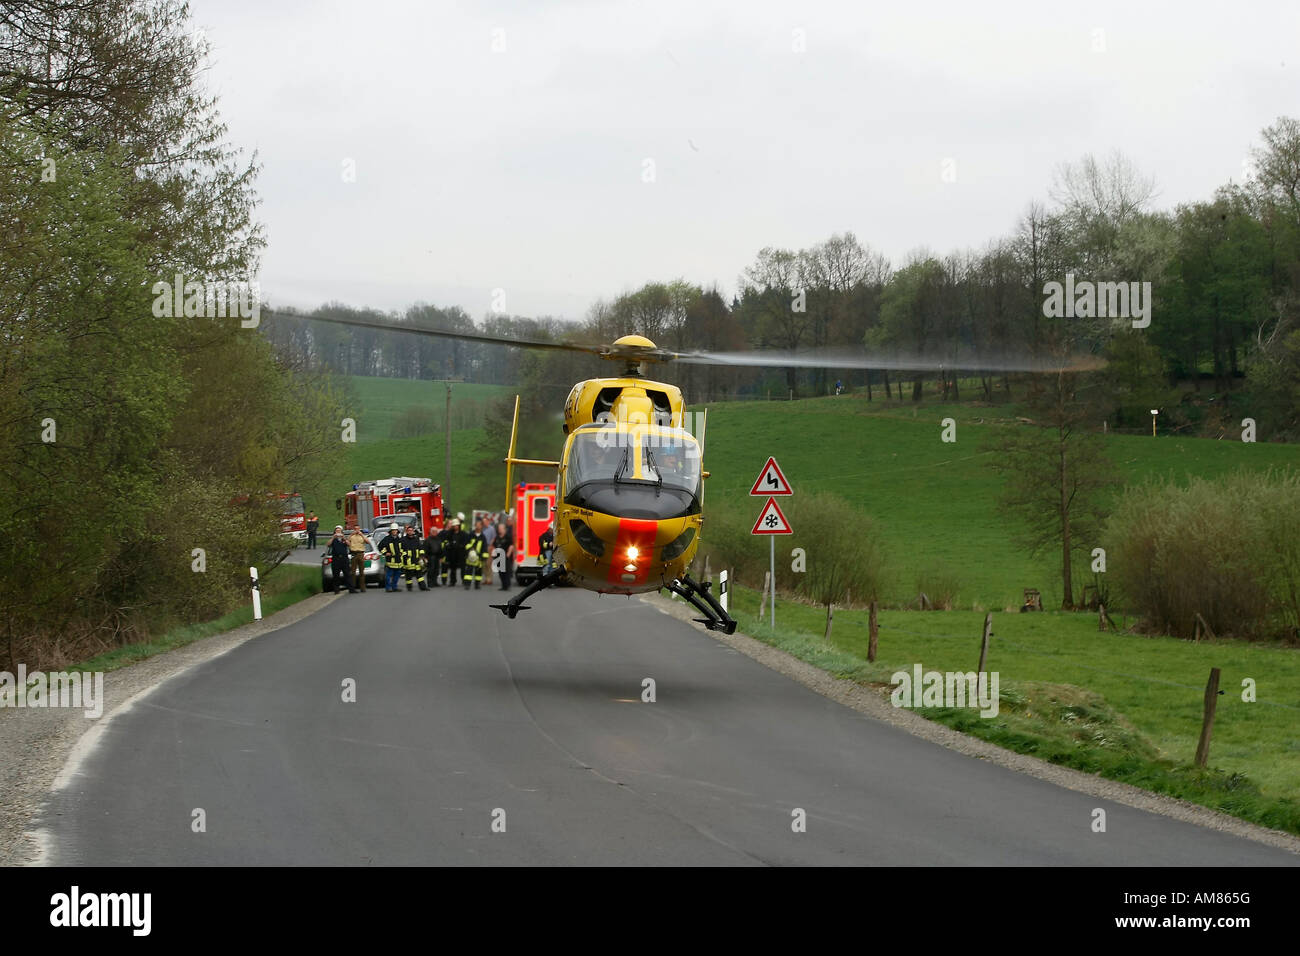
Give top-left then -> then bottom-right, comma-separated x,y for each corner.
1249,116 -> 1300,229
984,370 -> 1115,608
1050,151 -> 1158,228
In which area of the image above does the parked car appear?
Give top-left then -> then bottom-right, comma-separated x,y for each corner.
320,532 -> 383,592
380,514 -> 422,536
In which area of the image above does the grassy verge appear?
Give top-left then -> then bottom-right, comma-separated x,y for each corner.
724,583 -> 1300,836
72,564 -> 321,674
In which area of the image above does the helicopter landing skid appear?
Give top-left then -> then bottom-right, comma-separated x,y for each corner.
490,565 -> 566,619
664,573 -> 737,634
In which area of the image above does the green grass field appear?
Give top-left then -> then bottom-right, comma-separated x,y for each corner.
723,585 -> 1300,834
697,394 -> 1300,610
300,377 -> 524,525
344,377 -> 510,443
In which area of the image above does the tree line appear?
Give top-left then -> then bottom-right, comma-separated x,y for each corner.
1,0 -> 345,665
269,118 -> 1300,442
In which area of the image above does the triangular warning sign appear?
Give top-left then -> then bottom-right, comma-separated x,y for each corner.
749,457 -> 792,496
751,496 -> 793,535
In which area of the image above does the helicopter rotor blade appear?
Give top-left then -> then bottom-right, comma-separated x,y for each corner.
667,347 -> 1105,373
264,309 -> 1104,373
267,309 -> 609,358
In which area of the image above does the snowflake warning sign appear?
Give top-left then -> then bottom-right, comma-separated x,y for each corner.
751,496 -> 793,535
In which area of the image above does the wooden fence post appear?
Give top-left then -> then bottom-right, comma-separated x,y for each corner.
824,603 -> 833,640
868,601 -> 879,662
1194,667 -> 1222,768
977,612 -> 992,677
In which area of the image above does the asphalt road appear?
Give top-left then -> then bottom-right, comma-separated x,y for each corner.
37,583 -> 1298,865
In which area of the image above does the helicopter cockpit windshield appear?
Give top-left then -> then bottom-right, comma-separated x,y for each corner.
565,426 -> 702,521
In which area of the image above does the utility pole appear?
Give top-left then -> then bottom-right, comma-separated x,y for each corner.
444,383 -> 452,502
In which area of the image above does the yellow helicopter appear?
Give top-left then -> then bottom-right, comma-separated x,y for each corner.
492,335 -> 727,628
298,313 -> 1099,631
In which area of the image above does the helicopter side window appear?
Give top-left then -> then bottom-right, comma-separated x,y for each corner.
565,430 -> 700,521
642,440 -> 701,495
567,434 -> 627,488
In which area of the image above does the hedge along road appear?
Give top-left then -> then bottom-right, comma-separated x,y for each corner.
33,582 -> 1299,865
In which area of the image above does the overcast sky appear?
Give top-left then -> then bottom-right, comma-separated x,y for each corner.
190,0 -> 1298,323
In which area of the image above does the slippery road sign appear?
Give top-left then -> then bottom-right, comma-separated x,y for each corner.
749,457 -> 792,496
751,496 -> 793,535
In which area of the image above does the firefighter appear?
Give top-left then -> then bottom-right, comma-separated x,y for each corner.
306,513 -> 320,550
463,519 -> 487,589
378,522 -> 403,592
401,524 -> 426,591
434,522 -> 454,582
327,526 -> 352,593
347,527 -> 368,592
422,526 -> 442,589
538,523 -> 555,573
442,518 -> 468,586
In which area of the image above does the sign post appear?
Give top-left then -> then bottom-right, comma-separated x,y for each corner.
750,458 -> 793,628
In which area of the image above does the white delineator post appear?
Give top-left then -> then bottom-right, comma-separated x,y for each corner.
719,569 -> 729,614
250,566 -> 262,620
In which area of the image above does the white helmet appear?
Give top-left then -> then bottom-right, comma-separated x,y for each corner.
390,523 -> 399,532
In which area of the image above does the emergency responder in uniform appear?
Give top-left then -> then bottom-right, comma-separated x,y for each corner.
378,522 -> 403,592
436,520 -> 457,586
328,526 -> 352,592
464,519 -> 487,589
495,521 -> 515,590
538,523 -> 555,573
481,520 -> 495,586
347,527 -> 368,592
402,524 -> 426,591
306,514 -> 320,550
442,518 -> 468,587
422,526 -> 442,590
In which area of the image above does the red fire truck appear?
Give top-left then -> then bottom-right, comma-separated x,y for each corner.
231,491 -> 307,545
513,481 -> 557,584
341,477 -> 444,537
279,492 -> 307,545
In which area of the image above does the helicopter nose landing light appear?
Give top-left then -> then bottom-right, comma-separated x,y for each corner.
606,517 -> 657,587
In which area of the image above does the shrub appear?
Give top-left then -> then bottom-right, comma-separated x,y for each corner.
916,562 -> 962,610
1104,470 -> 1300,640
391,404 -> 440,438
696,490 -> 888,607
